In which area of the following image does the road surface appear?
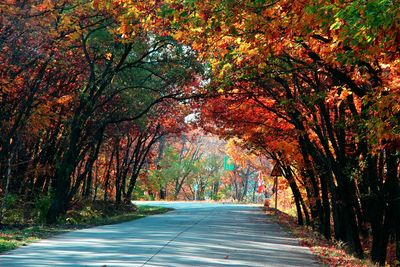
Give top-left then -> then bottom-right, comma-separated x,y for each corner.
1,201 -> 320,266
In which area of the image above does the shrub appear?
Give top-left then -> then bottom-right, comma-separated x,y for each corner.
34,195 -> 51,224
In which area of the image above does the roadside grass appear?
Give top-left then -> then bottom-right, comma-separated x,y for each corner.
0,225 -> 69,253
264,207 -> 376,267
0,204 -> 172,254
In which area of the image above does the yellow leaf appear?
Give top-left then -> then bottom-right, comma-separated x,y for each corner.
105,52 -> 112,60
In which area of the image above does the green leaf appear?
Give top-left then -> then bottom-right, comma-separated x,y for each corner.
330,21 -> 342,30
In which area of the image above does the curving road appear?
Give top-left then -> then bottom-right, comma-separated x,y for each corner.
1,201 -> 320,266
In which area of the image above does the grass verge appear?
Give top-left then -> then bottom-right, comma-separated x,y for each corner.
264,207 -> 375,267
0,204 -> 172,254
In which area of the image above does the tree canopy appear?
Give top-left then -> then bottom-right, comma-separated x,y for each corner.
0,0 -> 399,265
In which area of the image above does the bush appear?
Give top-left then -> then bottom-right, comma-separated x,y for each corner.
34,195 -> 51,224
1,194 -> 25,224
64,205 -> 101,225
133,187 -> 155,201
3,194 -> 18,208
3,208 -> 24,224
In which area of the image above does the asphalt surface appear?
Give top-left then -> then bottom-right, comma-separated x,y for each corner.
1,201 -> 320,266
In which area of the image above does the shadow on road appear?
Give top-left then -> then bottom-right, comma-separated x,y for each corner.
1,202 -> 319,267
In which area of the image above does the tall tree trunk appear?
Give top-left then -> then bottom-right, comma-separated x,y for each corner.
0,148 -> 14,224
103,147 -> 115,202
93,162 -> 99,202
299,138 -> 326,235
371,146 -> 400,264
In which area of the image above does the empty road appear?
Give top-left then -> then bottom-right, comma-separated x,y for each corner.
1,201 -> 319,266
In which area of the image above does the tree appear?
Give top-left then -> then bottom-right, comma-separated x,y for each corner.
148,0 -> 399,262
0,0 -> 204,224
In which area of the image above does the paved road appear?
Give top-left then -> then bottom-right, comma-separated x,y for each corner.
1,201 -> 320,266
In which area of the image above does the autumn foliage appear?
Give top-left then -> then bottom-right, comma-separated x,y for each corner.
0,0 -> 203,224
0,0 -> 399,265
149,0 -> 399,265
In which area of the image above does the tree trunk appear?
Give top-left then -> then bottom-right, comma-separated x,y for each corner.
299,138 -> 326,235
282,164 -> 305,225
0,149 -> 14,223
103,147 -> 115,202
46,113 -> 86,223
